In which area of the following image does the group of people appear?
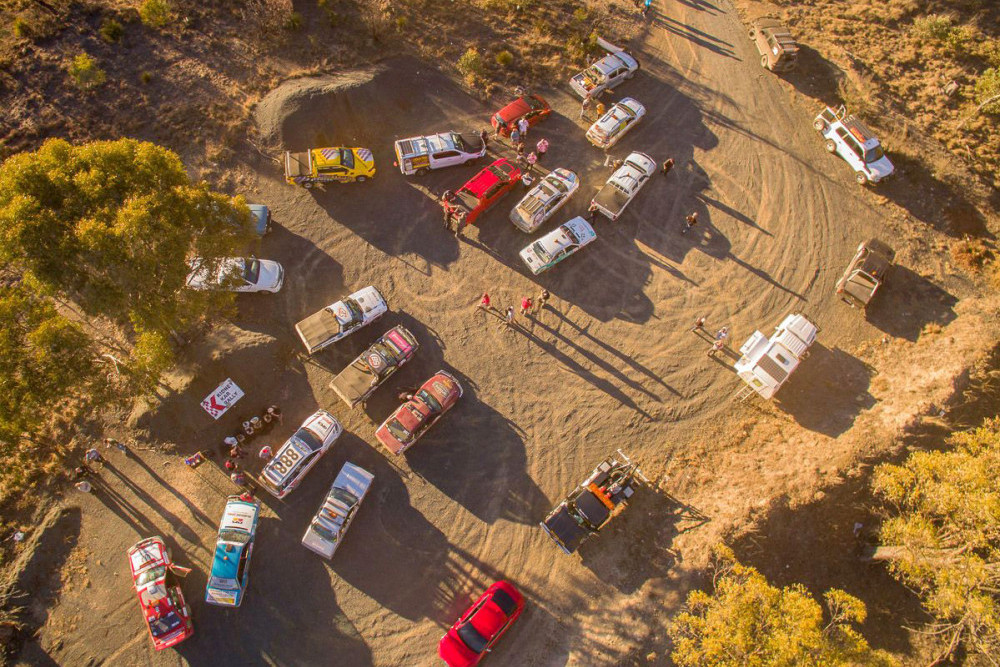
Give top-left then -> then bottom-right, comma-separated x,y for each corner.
220,405 -> 282,489
477,289 -> 551,330
73,438 -> 129,493
692,317 -> 731,357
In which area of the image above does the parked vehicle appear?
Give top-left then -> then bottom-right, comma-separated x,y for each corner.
394,131 -> 486,176
540,450 -> 646,555
586,97 -> 645,149
509,168 -> 579,233
247,204 -> 272,236
329,325 -> 419,408
301,462 -> 374,560
375,370 -> 463,455
589,151 -> 657,221
836,239 -> 895,309
439,581 -> 525,667
283,147 -> 375,187
490,95 -> 551,138
749,18 -> 799,72
205,495 -> 260,607
127,537 -> 194,650
185,257 -> 284,293
734,313 -> 818,400
519,217 -> 596,275
295,286 -> 388,354
814,106 -> 894,184
259,410 -> 343,499
442,158 -> 522,227
569,39 -> 639,98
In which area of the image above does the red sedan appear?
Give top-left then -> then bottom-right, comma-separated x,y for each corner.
491,95 -> 551,137
439,581 -> 525,666
442,158 -> 521,227
127,536 -> 194,650
375,370 -> 462,455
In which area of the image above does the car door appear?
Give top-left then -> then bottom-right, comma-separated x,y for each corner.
431,149 -> 463,169
834,128 -> 862,169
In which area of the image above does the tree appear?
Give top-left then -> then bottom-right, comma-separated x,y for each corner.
872,419 -> 1000,663
669,545 -> 897,667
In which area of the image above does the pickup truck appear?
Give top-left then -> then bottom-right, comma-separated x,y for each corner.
394,131 -> 486,176
294,286 -> 387,354
836,239 -> 895,309
283,147 -> 375,188
301,462 -> 374,560
569,38 -> 639,98
540,450 -> 646,555
589,151 -> 656,221
329,325 -> 419,407
442,158 -> 521,226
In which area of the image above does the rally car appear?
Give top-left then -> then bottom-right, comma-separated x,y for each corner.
127,537 -> 194,650
569,39 -> 639,98
490,95 -> 551,138
184,257 -> 284,293
329,325 -> 419,408
586,97 -> 646,149
439,581 -> 525,667
295,286 -> 388,354
394,131 -> 486,176
205,495 -> 260,607
813,105 -> 894,185
259,410 -> 343,499
442,158 -> 522,227
375,370 -> 463,455
301,462 -> 374,560
509,168 -> 580,233
520,217 -> 597,275
283,146 -> 376,187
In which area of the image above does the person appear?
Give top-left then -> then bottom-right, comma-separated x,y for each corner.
230,443 -> 245,459
581,95 -> 593,120
525,151 -> 537,174
480,128 -> 489,149
104,437 -> 127,454
267,405 -> 282,425
398,389 -> 416,402
455,215 -> 467,238
520,296 -> 533,316
250,416 -> 262,433
224,435 -> 239,449
84,447 -> 102,465
259,446 -> 273,462
661,158 -> 674,175
242,420 -> 255,436
224,459 -> 236,472
477,292 -> 491,313
231,470 -> 247,487
708,339 -> 726,357
683,212 -> 698,234
239,489 -> 255,502
510,127 -> 521,146
517,116 -> 529,138
536,289 -> 550,313
75,480 -> 92,493
595,101 -> 606,117
642,0 -> 652,15
516,140 -> 525,156
499,306 -> 515,330
442,191 -> 454,230
691,316 -> 706,333
715,327 -> 729,343
262,412 -> 273,426
587,203 -> 600,222
536,138 -> 548,160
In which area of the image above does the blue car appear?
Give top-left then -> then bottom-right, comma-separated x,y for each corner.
205,495 -> 260,607
247,204 -> 272,236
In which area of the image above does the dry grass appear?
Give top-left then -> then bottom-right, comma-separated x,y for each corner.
951,236 -> 994,272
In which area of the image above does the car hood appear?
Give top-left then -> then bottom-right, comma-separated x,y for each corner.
351,148 -> 377,175
220,499 -> 259,532
867,155 -> 895,179
256,259 -> 284,290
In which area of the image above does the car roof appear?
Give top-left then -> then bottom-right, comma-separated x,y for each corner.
210,542 -> 241,580
594,51 -> 637,73
462,159 -> 516,197
496,95 -> 548,121
128,537 -> 166,575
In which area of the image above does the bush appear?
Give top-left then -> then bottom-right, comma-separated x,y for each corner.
951,236 -> 993,271
139,0 -> 174,27
140,71 -> 152,84
12,16 -> 31,39
457,48 -> 485,77
495,49 -> 514,67
974,67 -> 1000,113
912,14 -> 954,42
99,18 -> 125,43
67,54 -> 106,90
573,7 -> 587,22
395,15 -> 408,29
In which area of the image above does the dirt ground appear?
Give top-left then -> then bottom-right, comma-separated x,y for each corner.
9,0 -> 998,665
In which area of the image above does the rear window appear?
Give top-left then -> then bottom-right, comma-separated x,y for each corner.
457,622 -> 489,654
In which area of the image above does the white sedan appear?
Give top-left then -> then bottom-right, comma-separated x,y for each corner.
510,168 -> 579,233
520,217 -> 597,275
259,410 -> 343,499
586,98 -> 646,149
294,286 -> 388,354
185,257 -> 284,293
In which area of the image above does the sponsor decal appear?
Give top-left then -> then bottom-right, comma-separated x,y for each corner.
320,148 -> 340,161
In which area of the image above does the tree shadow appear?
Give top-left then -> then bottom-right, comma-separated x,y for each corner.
864,266 -> 958,342
651,15 -> 738,60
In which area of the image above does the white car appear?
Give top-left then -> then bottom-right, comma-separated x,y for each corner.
520,217 -> 597,275
590,151 -> 657,221
294,286 -> 388,354
814,105 -> 894,184
301,462 -> 374,559
185,257 -> 284,293
586,98 -> 645,149
510,168 -> 579,233
569,43 -> 639,98
393,131 -> 486,176
258,410 -> 343,499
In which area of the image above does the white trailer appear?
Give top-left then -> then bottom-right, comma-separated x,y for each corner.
734,313 -> 818,400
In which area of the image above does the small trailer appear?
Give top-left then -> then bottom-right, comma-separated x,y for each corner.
734,313 -> 818,400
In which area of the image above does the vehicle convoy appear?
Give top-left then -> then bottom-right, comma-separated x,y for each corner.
749,18 -> 799,72
329,325 -> 419,408
295,286 -> 387,354
439,581 -> 525,667
393,131 -> 486,176
127,537 -> 194,651
442,158 -> 522,227
590,151 -> 657,221
259,410 -> 343,499
734,313 -> 818,400
540,449 -> 646,555
520,217 -> 597,275
813,106 -> 894,184
375,370 -> 463,455
301,462 -> 374,560
836,239 -> 895,309
184,257 -> 285,293
205,495 -> 260,607
509,168 -> 579,233
586,97 -> 646,149
490,95 -> 551,137
283,146 -> 376,187
569,37 -> 639,98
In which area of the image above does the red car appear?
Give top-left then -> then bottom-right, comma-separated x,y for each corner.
127,536 -> 194,650
375,370 -> 462,455
442,158 -> 522,226
439,581 -> 525,667
490,95 -> 551,137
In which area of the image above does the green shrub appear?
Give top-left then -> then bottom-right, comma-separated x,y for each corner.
572,7 -> 587,22
912,14 -> 954,42
67,54 -> 106,90
975,67 -> 1000,113
139,0 -> 173,27
140,71 -> 152,84
12,16 -> 31,39
395,15 -> 408,29
284,11 -> 303,30
99,18 -> 125,43
457,48 -> 485,77
495,49 -> 514,67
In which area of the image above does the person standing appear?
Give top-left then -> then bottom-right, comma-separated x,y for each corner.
258,446 -> 273,462
525,152 -> 537,175
683,212 -> 699,234
691,316 -> 706,333
707,340 -> 726,357
84,447 -> 103,465
480,128 -> 490,149
581,95 -> 593,120
510,127 -> 521,147
536,289 -> 550,313
536,138 -> 549,160
520,296 -> 533,316
476,292 -> 491,314
715,327 -> 729,343
517,117 -> 529,138
661,158 -> 674,176
224,459 -> 236,472
267,405 -> 282,425
498,306 -> 515,330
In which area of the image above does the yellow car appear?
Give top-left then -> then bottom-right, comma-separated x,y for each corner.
283,147 -> 376,187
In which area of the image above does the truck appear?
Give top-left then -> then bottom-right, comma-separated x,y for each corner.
301,462 -> 374,560
442,158 -> 522,227
540,450 -> 647,555
294,286 -> 387,355
589,151 -> 656,221
836,239 -> 895,309
749,18 -> 799,72
393,131 -> 486,176
283,147 -> 376,188
569,37 -> 639,99
329,325 -> 419,407
734,313 -> 818,400
813,106 -> 894,185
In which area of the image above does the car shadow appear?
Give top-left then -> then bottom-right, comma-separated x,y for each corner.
863,265 -> 958,342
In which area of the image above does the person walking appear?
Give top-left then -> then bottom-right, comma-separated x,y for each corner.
525,151 -> 537,175
683,212 -> 699,234
258,446 -> 273,462
536,289 -> 550,313
104,437 -> 128,454
536,138 -> 549,160
498,306 -> 515,330
520,296 -> 533,316
517,117 -> 529,138
510,127 -> 521,147
587,203 -> 600,222
691,316 -> 706,333
708,340 -> 726,357
581,95 -> 593,120
267,405 -> 282,425
661,158 -> 674,176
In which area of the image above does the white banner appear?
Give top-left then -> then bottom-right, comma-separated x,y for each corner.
201,378 -> 244,420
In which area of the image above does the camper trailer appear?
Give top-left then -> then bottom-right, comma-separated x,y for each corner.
734,313 -> 818,400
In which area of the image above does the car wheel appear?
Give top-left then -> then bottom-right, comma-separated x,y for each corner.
302,180 -> 314,189
760,55 -> 769,69
626,71 -> 635,80
825,140 -> 837,153
415,167 -> 428,177
855,171 -> 869,185
813,118 -> 827,132
355,176 -> 368,183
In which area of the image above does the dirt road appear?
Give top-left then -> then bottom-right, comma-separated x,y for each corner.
14,0 -> 971,665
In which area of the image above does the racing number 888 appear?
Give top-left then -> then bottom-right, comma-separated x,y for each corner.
271,448 -> 301,475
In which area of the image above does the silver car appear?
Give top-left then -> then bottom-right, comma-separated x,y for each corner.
185,257 -> 284,293
301,462 -> 374,559
510,168 -> 579,233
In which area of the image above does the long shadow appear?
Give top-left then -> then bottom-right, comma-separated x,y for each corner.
117,454 -> 215,527
89,475 -> 160,536
652,15 -> 738,60
674,0 -> 723,13
100,462 -> 201,543
775,344 -> 874,437
863,265 -> 957,342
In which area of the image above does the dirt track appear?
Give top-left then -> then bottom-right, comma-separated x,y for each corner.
13,0 -> 977,665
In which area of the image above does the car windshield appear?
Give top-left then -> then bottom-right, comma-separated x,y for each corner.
136,565 -> 166,586
562,225 -> 581,245
149,611 -> 182,638
243,259 -> 260,284
340,149 -> 355,169
332,487 -> 360,507
386,419 -> 412,443
295,427 -> 324,452
457,622 -> 490,654
450,132 -> 466,151
864,144 -> 885,163
417,388 -> 442,413
343,298 -> 364,325
532,241 -> 552,264
219,528 -> 250,545
546,176 -> 567,193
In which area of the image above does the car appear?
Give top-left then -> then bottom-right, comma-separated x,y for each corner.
519,217 -> 597,275
814,105 -> 894,184
283,146 -> 376,187
301,462 -> 374,560
247,203 -> 272,236
329,325 -> 419,408
749,18 -> 799,72
836,239 -> 895,309
205,495 -> 260,607
375,370 -> 463,455
490,95 -> 551,138
442,158 -> 522,227
569,41 -> 639,98
184,257 -> 284,293
439,581 -> 525,667
586,97 -> 646,149
259,410 -> 343,499
294,286 -> 388,354
127,536 -> 194,650
394,131 -> 486,176
509,168 -> 580,233
589,151 -> 657,221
